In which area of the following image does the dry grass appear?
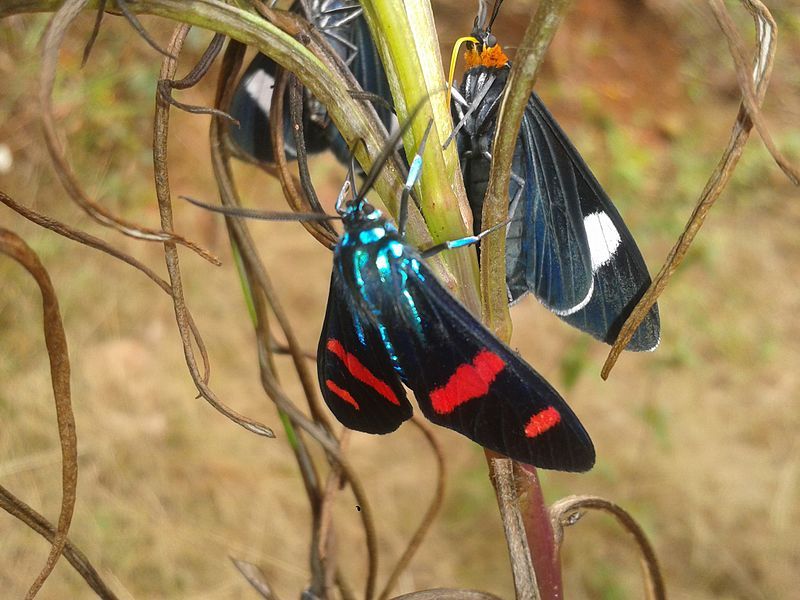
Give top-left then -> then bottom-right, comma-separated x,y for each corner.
1,1 -> 799,598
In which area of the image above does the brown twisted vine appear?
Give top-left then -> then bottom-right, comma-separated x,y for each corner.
154,23 -> 275,436
602,0 -> 795,378
550,495 -> 666,600
39,0 -> 221,264
0,485 -> 118,599
0,227 -> 77,598
0,191 -> 212,381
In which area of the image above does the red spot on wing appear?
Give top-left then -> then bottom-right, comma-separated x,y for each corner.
430,350 -> 506,415
524,407 -> 561,438
326,339 -> 400,405
325,379 -> 359,410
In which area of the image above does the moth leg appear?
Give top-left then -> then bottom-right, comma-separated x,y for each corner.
317,4 -> 364,66
443,74 -> 497,150
452,86 -> 470,110
398,119 -> 434,237
325,31 -> 359,57
481,150 -> 526,186
420,217 -> 511,259
508,170 -> 526,218
319,4 -> 363,29
335,159 -> 357,213
476,149 -> 526,215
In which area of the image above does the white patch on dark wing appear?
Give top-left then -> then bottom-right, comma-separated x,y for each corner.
244,69 -> 275,115
584,211 -> 622,272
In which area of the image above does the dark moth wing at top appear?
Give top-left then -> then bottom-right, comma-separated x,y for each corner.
455,68 -> 594,316
521,91 -> 661,351
324,11 -> 395,164
228,0 -> 394,164
454,65 -> 660,351
317,268 -> 413,434
228,53 -> 330,163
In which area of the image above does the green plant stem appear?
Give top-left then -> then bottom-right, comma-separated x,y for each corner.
360,0 -> 480,310
231,237 -> 302,450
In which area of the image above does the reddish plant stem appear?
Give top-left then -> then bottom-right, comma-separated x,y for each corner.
516,463 -> 561,600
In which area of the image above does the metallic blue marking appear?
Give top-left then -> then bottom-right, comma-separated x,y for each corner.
402,288 -> 421,330
375,252 -> 390,278
391,255 -> 424,335
342,235 -> 428,378
388,240 -> 404,258
376,322 -> 399,369
410,258 -> 425,281
406,155 -> 423,188
351,310 -> 367,346
352,250 -> 368,290
447,235 -> 479,249
358,226 -> 386,244
383,219 -> 399,234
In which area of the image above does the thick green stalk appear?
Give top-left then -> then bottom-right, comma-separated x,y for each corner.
360,0 -> 480,310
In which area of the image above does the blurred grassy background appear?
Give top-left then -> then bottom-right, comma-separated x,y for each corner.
1,1 -> 799,598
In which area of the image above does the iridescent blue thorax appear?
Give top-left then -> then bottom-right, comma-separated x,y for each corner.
334,202 -> 427,376
339,201 -> 395,247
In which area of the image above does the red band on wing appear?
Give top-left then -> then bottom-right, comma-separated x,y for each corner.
326,339 -> 400,405
524,407 -> 561,438
430,349 -> 506,415
325,379 -> 359,410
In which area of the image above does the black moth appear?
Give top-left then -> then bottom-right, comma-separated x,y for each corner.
450,0 -> 661,351
229,0 -> 394,164
187,106 -> 595,472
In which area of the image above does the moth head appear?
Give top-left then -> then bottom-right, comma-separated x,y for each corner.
465,26 -> 508,69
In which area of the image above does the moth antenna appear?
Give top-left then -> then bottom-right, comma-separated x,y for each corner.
181,196 -> 340,222
476,0 -> 489,30
488,0 -> 505,31
358,96 -> 430,199
348,156 -> 359,199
